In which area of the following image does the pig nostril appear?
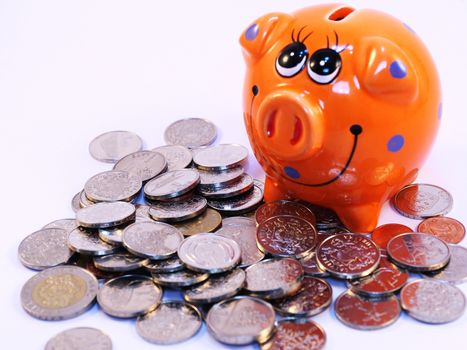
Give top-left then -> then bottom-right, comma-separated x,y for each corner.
290,116 -> 303,145
266,110 -> 277,138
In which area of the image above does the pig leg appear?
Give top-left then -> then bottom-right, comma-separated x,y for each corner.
263,176 -> 291,202
335,202 -> 382,234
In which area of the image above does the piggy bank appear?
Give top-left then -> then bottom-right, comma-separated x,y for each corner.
240,4 -> 441,233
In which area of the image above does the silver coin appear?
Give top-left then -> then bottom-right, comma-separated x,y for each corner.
113,150 -> 167,182
193,144 -> 248,171
206,296 -> 276,345
424,245 -> 467,284
45,327 -> 112,350
21,265 -> 98,320
199,174 -> 254,199
43,218 -> 78,234
221,216 -> 257,228
143,256 -> 184,273
98,225 -> 125,245
68,227 -> 120,256
122,221 -> 184,259
135,204 -> 153,222
197,166 -> 244,189
79,189 -> 95,208
148,195 -> 207,222
136,300 -> 202,344
89,130 -> 143,163
152,145 -> 193,171
400,279 -> 465,323
207,184 -> 263,214
93,252 -> 149,272
18,228 -> 74,270
84,170 -> 142,202
173,208 -> 222,236
76,201 -> 135,229
97,275 -> 162,318
183,269 -> 246,304
144,169 -> 200,200
151,269 -> 209,287
164,118 -> 217,148
178,233 -> 241,274
71,192 -> 82,212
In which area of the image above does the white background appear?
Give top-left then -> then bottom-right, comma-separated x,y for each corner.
1,0 -> 467,348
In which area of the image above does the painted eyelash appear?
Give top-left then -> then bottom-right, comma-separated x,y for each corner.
291,26 -> 313,44
327,31 -> 348,53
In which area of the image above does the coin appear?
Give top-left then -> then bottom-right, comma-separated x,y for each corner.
417,216 -> 465,244
21,265 -> 98,320
98,225 -> 126,245
89,130 -> 143,163
207,184 -> 263,214
93,252 -> 148,272
144,169 -> 200,200
193,144 -> 248,171
394,183 -> 453,219
178,233 -> 241,273
318,226 -> 350,235
244,258 -> 304,299
143,256 -> 184,273
122,221 -> 183,260
97,275 -> 162,318
151,269 -> 209,287
206,296 -> 276,345
152,145 -> 193,171
424,245 -> 467,284
173,208 -> 222,236
222,216 -> 257,227
43,218 -> 78,234
299,253 -> 330,278
136,301 -> 202,344
197,166 -> 244,189
335,290 -> 401,330
371,223 -> 413,250
79,189 -> 95,208
273,277 -> 332,317
18,228 -> 74,270
114,150 -> 167,182
400,279 -> 465,323
303,204 -> 341,229
71,192 -> 82,212
148,195 -> 207,222
45,327 -> 112,350
199,174 -> 254,199
84,170 -> 142,202
68,227 -> 119,256
316,234 -> 380,279
183,269 -> 246,304
261,319 -> 326,350
386,233 -> 451,271
255,200 -> 317,226
257,215 -> 317,259
68,254 -> 126,281
76,202 -> 135,229
135,204 -> 153,222
164,118 -> 217,148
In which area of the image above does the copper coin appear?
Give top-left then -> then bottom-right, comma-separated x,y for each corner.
394,183 -> 453,219
255,200 -> 316,226
335,290 -> 401,330
417,216 -> 465,244
316,234 -> 380,279
256,215 -> 317,259
371,223 -> 413,250
299,253 -> 329,278
387,233 -> 451,272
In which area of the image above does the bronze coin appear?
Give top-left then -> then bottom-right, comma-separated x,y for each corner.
255,200 -> 316,226
371,223 -> 413,250
417,216 -> 465,244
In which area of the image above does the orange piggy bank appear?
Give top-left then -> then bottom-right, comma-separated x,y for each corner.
240,4 -> 441,233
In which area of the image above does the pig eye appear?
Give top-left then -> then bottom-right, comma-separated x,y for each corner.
307,48 -> 342,84
276,42 -> 308,78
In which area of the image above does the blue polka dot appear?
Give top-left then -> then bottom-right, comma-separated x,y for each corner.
284,166 -> 301,179
387,135 -> 405,152
245,23 -> 259,41
438,102 -> 443,120
390,61 -> 407,79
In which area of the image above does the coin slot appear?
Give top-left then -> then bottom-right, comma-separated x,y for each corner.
328,7 -> 355,21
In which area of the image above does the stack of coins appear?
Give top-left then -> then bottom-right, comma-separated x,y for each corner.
17,118 -> 466,350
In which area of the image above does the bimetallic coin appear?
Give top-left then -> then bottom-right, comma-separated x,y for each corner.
316,234 -> 380,279
114,150 -> 167,182
71,191 -> 82,212
178,233 -> 241,274
206,296 -> 276,345
207,185 -> 263,215
164,118 -> 217,148
76,202 -> 135,229
173,208 -> 222,236
371,223 -> 413,250
21,265 -> 98,320
98,225 -> 125,245
148,195 -> 207,222
84,170 -> 142,202
417,216 -> 465,244
136,301 -> 202,344
143,256 -> 184,273
144,169 -> 200,200
89,130 -> 143,163
151,269 -> 209,288
68,227 -> 119,256
199,174 -> 254,199
152,145 -> 192,171
18,228 -> 74,270
193,144 -> 248,171
45,327 -> 112,350
387,233 -> 451,272
273,277 -> 332,317
424,245 -> 467,284
400,279 -> 465,323
183,269 -> 246,304
245,258 -> 304,299
299,253 -> 330,278
255,200 -> 317,226
123,221 -> 183,260
257,215 -> 317,259
43,218 -> 78,234
335,290 -> 401,330
394,183 -> 453,219
93,252 -> 148,272
197,166 -> 244,189
97,275 -> 162,318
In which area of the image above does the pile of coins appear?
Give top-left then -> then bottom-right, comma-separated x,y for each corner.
17,118 -> 466,349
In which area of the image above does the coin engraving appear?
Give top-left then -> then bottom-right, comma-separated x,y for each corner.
45,327 -> 112,350
84,170 -> 142,202
114,150 -> 167,182
417,216 -> 465,244
164,118 -> 217,148
89,130 -> 143,163
152,145 -> 192,171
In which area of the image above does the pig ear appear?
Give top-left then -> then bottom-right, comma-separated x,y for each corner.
355,36 -> 418,104
240,13 -> 294,62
